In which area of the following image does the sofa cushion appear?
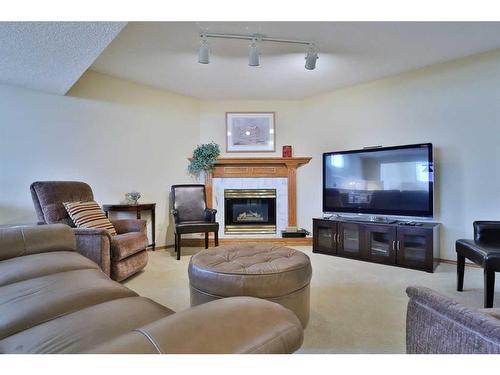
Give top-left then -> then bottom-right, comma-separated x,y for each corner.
0,268 -> 136,340
88,296 -> 304,354
111,232 -> 148,261
0,224 -> 76,262
0,251 -> 99,287
63,201 -> 117,236
0,297 -> 174,353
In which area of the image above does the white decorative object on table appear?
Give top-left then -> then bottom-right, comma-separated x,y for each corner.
125,191 -> 141,205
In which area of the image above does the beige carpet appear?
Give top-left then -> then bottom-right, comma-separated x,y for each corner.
124,246 -> 500,353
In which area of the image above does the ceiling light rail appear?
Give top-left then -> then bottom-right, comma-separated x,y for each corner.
202,33 -> 312,46
197,32 -> 319,70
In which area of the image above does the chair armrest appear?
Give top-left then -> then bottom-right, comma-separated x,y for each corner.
474,221 -> 500,244
73,228 -> 111,276
110,219 -> 147,234
204,208 -> 217,222
171,209 -> 179,224
0,224 -> 75,261
406,286 -> 500,353
87,297 -> 304,354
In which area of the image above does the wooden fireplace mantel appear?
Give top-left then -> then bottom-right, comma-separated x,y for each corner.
204,157 -> 312,226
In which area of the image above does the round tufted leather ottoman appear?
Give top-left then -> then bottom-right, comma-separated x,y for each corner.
188,243 -> 312,327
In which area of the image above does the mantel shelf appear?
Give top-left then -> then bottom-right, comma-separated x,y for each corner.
212,157 -> 312,167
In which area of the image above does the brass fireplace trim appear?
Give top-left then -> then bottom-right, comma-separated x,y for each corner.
225,225 -> 277,235
224,189 -> 277,199
224,189 -> 277,235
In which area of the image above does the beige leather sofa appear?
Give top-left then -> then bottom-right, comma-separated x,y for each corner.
0,225 -> 303,354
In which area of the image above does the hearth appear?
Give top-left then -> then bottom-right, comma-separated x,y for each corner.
224,189 -> 277,234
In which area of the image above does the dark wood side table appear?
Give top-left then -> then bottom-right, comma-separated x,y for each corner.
102,203 -> 156,250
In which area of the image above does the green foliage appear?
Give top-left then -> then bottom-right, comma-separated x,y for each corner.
188,142 -> 221,177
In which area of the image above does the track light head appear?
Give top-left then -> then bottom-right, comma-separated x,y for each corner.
305,44 -> 318,70
198,35 -> 210,64
248,38 -> 260,67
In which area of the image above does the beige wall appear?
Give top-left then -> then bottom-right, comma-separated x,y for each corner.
199,50 -> 500,260
1,51 -> 499,258
0,71 -> 200,246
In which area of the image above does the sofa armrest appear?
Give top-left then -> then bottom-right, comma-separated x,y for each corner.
110,219 -> 147,234
0,224 -> 76,261
73,228 -> 111,276
87,297 -> 304,354
474,221 -> 500,244
406,286 -> 500,354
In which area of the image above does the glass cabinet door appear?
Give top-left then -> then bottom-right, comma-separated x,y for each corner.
313,220 -> 337,254
338,222 -> 363,258
364,225 -> 397,264
396,227 -> 432,270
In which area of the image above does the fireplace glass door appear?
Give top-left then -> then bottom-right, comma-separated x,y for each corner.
224,189 -> 277,234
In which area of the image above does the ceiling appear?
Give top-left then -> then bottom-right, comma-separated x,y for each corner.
91,22 -> 500,99
0,22 -> 125,95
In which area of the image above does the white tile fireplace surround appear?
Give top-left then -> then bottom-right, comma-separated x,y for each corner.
212,177 -> 288,237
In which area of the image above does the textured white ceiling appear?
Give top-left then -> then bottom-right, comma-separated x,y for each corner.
0,22 -> 126,95
92,22 -> 500,99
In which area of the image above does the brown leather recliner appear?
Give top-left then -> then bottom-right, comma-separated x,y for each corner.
0,224 -> 303,353
30,181 -> 148,281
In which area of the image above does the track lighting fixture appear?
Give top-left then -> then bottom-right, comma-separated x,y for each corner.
198,35 -> 210,64
248,38 -> 260,67
197,33 -> 318,70
305,44 -> 318,70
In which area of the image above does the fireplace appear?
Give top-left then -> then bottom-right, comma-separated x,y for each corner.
224,189 -> 277,234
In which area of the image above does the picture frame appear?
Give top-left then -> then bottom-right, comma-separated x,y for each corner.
226,112 -> 276,153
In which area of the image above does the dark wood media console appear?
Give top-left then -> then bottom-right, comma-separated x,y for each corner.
313,218 -> 440,272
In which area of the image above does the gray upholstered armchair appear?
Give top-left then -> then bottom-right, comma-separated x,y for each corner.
30,181 -> 148,281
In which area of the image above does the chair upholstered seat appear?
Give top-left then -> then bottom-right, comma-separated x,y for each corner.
456,239 -> 500,269
110,232 -> 149,261
456,221 -> 500,308
175,221 -> 219,234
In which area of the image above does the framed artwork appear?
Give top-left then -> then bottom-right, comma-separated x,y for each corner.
226,112 -> 275,152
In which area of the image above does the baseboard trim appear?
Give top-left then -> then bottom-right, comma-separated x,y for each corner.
156,237 -> 312,248
154,244 -> 479,269
438,258 -> 480,268
183,237 -> 312,247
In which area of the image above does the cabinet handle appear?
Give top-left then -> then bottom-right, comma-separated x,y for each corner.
392,240 -> 396,250
334,233 -> 338,243
397,241 -> 401,251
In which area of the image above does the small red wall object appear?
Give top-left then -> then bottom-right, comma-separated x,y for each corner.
282,145 -> 292,157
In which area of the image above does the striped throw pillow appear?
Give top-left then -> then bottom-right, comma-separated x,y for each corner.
63,201 -> 117,236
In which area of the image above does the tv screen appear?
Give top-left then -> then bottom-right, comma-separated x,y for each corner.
323,143 -> 433,217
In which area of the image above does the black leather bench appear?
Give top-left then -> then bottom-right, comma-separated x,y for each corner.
456,221 -> 500,308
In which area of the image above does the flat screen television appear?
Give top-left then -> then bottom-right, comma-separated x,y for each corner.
323,143 -> 433,218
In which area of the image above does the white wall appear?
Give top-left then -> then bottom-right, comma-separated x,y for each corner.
199,50 -> 500,259
1,50 -> 499,259
0,71 -> 200,246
